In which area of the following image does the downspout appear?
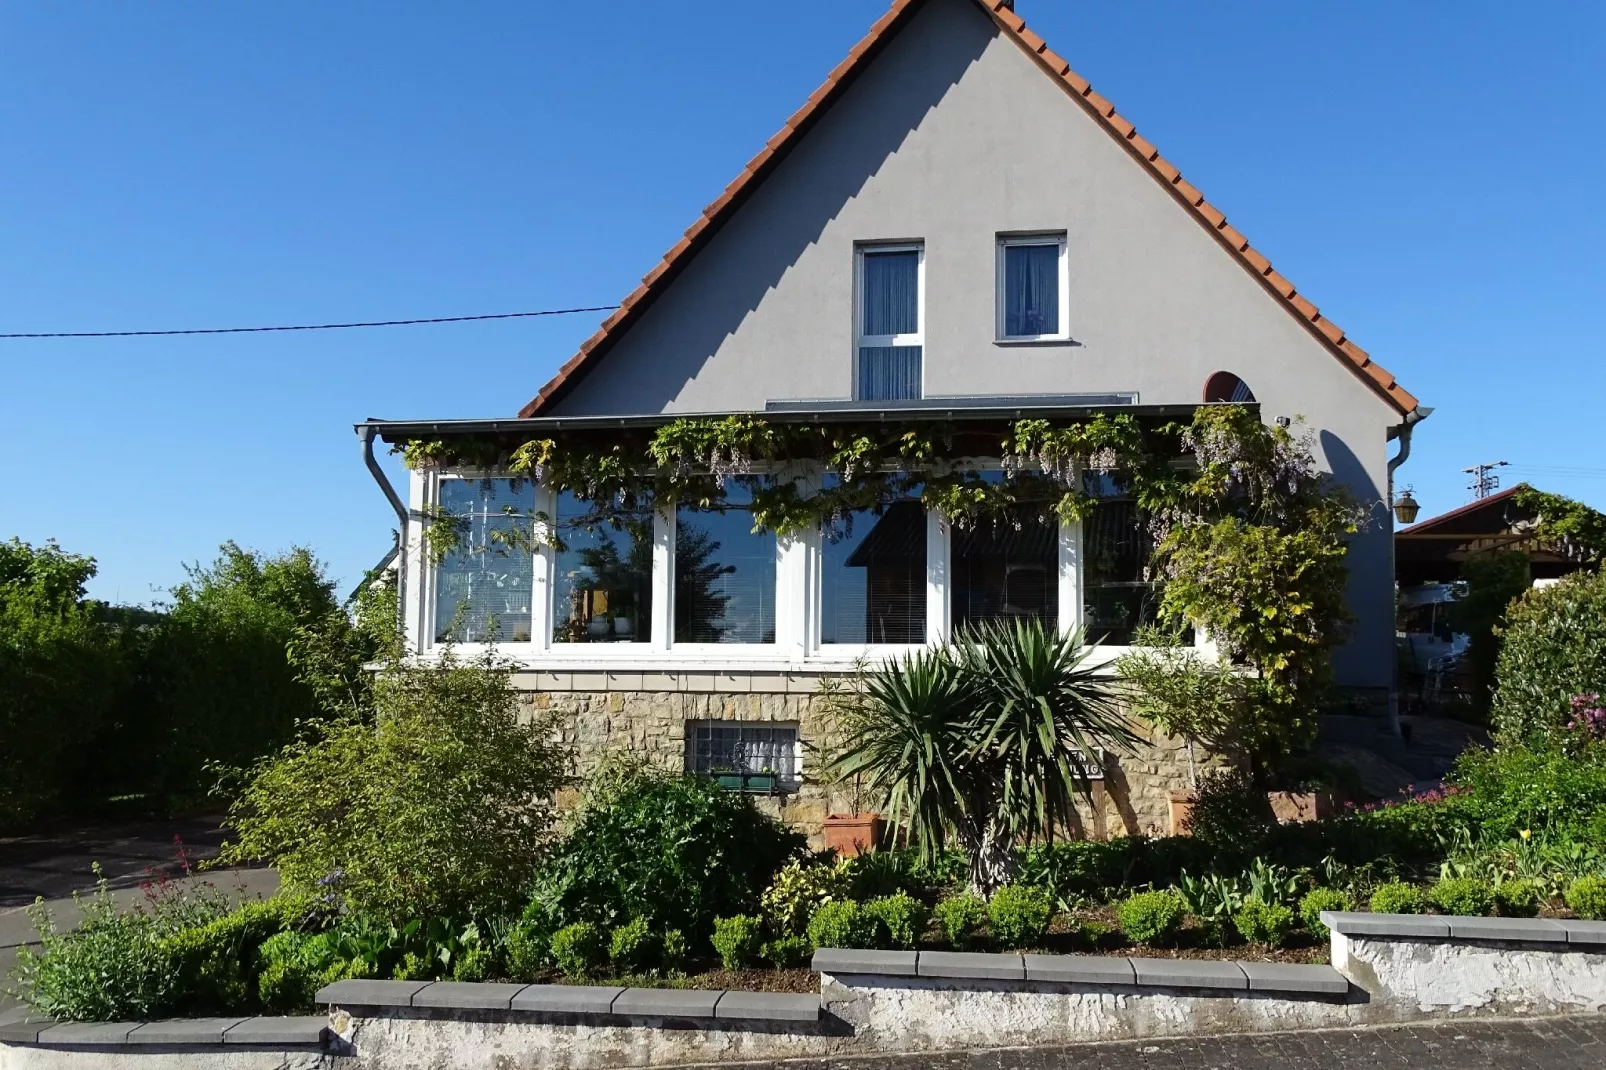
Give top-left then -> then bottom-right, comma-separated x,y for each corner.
358,423 -> 410,637
1384,405 -> 1432,740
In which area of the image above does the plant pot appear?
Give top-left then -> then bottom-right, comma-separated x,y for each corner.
1266,790 -> 1339,824
1167,790 -> 1198,837
823,813 -> 883,858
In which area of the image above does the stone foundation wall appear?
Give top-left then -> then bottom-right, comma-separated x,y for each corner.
513,672 -> 1217,846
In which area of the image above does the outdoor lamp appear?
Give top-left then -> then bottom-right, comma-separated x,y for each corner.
1392,488 -> 1421,526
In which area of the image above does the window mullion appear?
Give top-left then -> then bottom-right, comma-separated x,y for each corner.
926,509 -> 950,645
651,505 -> 674,653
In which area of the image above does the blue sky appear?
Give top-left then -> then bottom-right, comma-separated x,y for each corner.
2,1 -> 1601,604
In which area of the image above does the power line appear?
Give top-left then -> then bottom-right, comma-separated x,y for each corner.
0,305 -> 620,339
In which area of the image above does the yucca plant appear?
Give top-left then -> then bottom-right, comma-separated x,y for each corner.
827,619 -> 1138,894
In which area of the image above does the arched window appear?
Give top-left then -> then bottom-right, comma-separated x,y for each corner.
1204,371 -> 1256,404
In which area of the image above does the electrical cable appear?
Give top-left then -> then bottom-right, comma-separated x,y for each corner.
0,305 -> 619,339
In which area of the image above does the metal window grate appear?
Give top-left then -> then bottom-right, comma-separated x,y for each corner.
686,723 -> 798,781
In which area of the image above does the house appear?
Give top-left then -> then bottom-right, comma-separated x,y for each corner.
357,0 -> 1426,841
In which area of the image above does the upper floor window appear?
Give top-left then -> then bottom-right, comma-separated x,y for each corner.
997,234 -> 1068,341
674,480 -> 777,644
433,477 -> 536,644
856,244 -> 923,401
551,490 -> 655,644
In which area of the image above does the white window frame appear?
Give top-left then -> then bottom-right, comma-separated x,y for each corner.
415,470 -> 541,658
538,485 -> 666,658
996,233 -> 1070,342
853,241 -> 925,400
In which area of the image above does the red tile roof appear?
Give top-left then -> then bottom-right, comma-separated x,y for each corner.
519,0 -> 1421,419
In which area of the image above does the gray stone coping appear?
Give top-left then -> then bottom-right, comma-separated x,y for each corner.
3,1016 -> 328,1049
1322,911 -> 1606,946
814,948 -> 1346,996
315,979 -> 819,1024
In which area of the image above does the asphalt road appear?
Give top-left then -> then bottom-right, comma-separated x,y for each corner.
695,1016 -> 1606,1069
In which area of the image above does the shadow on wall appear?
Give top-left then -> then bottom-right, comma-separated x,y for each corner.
1319,429 -> 1390,689
553,1 -> 993,414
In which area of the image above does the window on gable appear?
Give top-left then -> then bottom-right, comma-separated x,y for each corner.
432,477 -> 537,644
997,234 -> 1068,341
856,245 -> 923,401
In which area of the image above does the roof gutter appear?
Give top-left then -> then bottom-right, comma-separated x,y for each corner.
1386,405 -> 1434,499
358,423 -> 410,636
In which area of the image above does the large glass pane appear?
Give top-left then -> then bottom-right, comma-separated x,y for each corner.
674,481 -> 776,644
861,249 -> 918,336
1003,242 -> 1061,337
821,484 -> 926,645
857,345 -> 922,401
1081,471 -> 1161,645
433,478 -> 536,643
551,491 -> 654,644
952,476 -> 1058,631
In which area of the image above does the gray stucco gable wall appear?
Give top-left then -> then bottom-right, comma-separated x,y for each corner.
548,0 -> 1404,690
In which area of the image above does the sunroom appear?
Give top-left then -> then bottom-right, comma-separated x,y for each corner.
359,399 -> 1218,674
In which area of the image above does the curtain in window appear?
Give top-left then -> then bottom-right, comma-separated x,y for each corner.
861,250 -> 918,335
857,346 -> 922,401
688,723 -> 798,779
1004,243 -> 1060,337
433,479 -> 536,643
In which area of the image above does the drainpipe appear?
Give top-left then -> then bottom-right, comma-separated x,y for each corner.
1384,406 -> 1432,742
358,424 -> 410,637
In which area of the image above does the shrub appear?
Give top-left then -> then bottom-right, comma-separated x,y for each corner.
864,892 -> 930,951
1491,570 -> 1606,742
712,915 -> 765,971
1369,882 -> 1425,915
391,951 -> 432,982
662,930 -> 688,973
550,922 -> 607,979
761,935 -> 813,968
806,900 -> 886,950
609,916 -> 661,974
988,885 -> 1055,950
536,761 -> 804,942
451,948 -> 491,983
934,893 -> 989,950
1565,876 -> 1606,921
503,921 -> 548,981
1233,897 -> 1295,947
1019,839 -> 1141,906
1494,879 -> 1541,918
1298,888 -> 1352,936
1428,877 -> 1494,917
218,647 -> 568,921
1448,743 -> 1606,841
762,857 -> 854,936
1118,890 -> 1186,947
1186,769 -> 1278,855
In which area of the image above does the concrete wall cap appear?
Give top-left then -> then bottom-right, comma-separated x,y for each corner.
412,981 -> 533,1010
32,1022 -> 136,1046
812,948 -> 919,976
612,987 -> 723,1018
221,1016 -> 330,1046
1237,961 -> 1350,995
1022,953 -> 1136,985
917,951 -> 1026,980
1130,957 -> 1248,990
315,978 -> 433,1007
126,1018 -> 250,1045
1444,916 -> 1569,943
1321,911 -> 1451,938
713,991 -> 821,1022
510,984 -> 625,1015
1558,919 -> 1606,946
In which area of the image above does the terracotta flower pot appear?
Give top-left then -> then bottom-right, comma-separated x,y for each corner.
1167,790 -> 1198,837
823,813 -> 884,858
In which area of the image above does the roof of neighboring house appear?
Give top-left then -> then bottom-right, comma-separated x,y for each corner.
1399,486 -> 1524,537
520,0 -> 1422,421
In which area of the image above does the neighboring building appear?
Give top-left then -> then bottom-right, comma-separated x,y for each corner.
360,0 -> 1426,841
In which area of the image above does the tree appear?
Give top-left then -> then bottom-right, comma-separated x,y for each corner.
1448,551 -> 1532,718
827,619 -> 1136,894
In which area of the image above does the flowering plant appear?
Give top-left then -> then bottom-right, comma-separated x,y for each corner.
1567,694 -> 1606,741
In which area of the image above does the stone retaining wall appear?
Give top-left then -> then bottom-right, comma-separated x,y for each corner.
516,671 -> 1217,843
